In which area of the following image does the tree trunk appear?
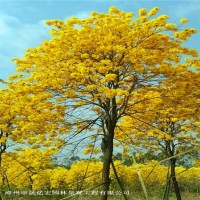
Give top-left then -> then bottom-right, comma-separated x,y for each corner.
111,160 -> 128,200
101,134 -> 113,200
163,177 -> 171,200
0,153 -> 4,200
163,163 -> 171,200
170,158 -> 182,200
101,96 -> 117,200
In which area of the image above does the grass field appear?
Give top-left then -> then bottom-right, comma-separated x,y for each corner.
1,191 -> 200,200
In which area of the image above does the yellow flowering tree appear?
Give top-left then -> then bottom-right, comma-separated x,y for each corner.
0,80 -> 66,194
116,66 -> 200,199
11,6 -> 199,199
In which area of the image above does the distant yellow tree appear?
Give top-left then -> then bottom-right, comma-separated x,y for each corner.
11,6 -> 199,200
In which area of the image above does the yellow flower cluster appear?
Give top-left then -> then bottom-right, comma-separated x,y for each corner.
1,154 -> 200,191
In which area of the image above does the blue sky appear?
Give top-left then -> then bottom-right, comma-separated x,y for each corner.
0,0 -> 200,80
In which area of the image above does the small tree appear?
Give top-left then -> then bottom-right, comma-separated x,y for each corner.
0,82 -> 65,194
117,67 -> 200,200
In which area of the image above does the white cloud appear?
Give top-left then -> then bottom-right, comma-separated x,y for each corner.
0,13 -> 20,36
0,13 -> 50,55
0,12 -> 50,80
0,9 -> 91,80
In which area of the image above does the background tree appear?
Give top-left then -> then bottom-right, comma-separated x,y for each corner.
0,80 -> 66,197
116,66 -> 200,200
11,6 -> 199,200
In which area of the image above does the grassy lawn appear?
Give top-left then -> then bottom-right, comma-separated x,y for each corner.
1,191 -> 200,200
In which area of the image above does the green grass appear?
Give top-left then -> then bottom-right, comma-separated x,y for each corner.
0,192 -> 200,200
